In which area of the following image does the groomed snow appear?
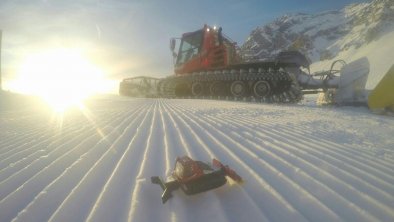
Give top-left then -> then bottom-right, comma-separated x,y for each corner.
0,96 -> 393,222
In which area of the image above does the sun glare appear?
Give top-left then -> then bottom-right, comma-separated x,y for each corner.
10,48 -> 109,112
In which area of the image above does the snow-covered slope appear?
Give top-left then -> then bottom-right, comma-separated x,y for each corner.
240,0 -> 394,88
311,27 -> 394,89
241,0 -> 393,61
0,97 -> 393,222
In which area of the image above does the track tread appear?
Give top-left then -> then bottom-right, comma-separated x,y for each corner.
159,68 -> 303,103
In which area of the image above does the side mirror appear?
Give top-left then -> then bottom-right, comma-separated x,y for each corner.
170,38 -> 176,52
170,38 -> 177,59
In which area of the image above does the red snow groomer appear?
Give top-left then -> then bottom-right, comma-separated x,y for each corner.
151,156 -> 242,203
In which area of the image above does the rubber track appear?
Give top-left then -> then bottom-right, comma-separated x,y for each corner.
158,68 -> 303,103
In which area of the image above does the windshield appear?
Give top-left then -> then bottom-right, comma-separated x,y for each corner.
176,30 -> 203,65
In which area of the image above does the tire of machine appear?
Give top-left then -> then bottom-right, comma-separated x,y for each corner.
230,81 -> 246,97
191,82 -> 204,96
209,81 -> 224,96
253,80 -> 271,98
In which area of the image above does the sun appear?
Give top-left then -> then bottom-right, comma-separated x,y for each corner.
10,48 -> 109,112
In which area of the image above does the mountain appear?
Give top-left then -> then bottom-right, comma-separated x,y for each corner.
240,0 -> 394,88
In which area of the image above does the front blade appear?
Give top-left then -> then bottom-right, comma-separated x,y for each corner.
368,64 -> 394,112
334,57 -> 370,105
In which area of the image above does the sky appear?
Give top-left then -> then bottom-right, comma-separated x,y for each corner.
0,0 -> 369,92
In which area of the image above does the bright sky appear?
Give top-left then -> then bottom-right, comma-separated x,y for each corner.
0,0 -> 368,91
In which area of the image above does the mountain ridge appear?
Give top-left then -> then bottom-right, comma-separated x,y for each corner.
240,0 -> 394,63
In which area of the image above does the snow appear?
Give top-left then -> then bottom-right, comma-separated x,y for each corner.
311,30 -> 394,89
0,96 -> 393,222
242,0 -> 394,68
289,12 -> 346,37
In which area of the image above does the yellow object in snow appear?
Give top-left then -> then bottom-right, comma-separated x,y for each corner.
368,64 -> 394,112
